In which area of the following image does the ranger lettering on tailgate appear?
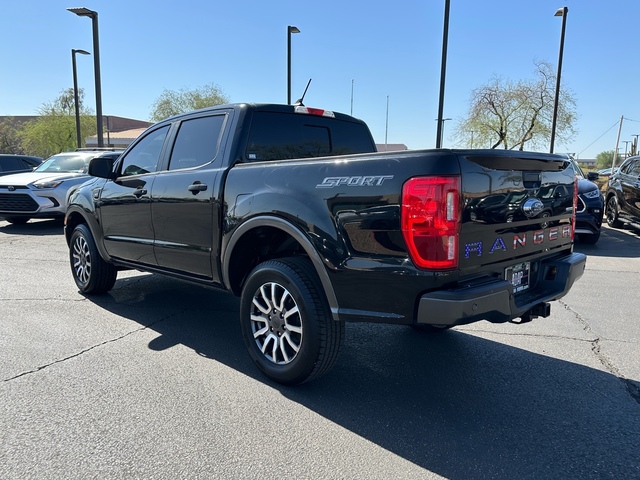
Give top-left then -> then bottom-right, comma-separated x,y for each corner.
465,225 -> 573,258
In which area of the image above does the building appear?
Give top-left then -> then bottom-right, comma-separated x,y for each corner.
0,115 -> 152,150
376,143 -> 409,152
86,127 -> 148,149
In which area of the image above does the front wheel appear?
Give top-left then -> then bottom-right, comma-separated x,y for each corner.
69,224 -> 117,294
240,257 -> 344,385
606,196 -> 623,228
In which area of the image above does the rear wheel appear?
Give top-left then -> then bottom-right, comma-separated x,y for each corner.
606,196 -> 623,228
4,216 -> 30,225
240,257 -> 344,385
69,224 -> 117,294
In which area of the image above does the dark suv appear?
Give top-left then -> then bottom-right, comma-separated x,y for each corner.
570,158 -> 604,244
0,154 -> 43,176
605,155 -> 640,229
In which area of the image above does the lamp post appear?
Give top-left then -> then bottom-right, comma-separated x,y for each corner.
550,6 -> 568,154
71,48 -> 90,149
436,118 -> 452,147
436,0 -> 451,148
287,25 -> 300,105
68,7 -> 104,147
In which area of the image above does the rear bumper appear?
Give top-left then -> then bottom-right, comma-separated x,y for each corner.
416,252 -> 586,326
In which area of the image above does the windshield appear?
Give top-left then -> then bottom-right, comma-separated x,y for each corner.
570,158 -> 585,179
35,154 -> 89,174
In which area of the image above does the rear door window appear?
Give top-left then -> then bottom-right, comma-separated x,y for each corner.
167,115 -> 226,171
245,112 -> 374,161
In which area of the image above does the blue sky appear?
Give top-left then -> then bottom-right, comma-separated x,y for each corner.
1,0 -> 638,159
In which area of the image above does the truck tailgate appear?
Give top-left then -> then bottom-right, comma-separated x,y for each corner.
457,151 -> 576,288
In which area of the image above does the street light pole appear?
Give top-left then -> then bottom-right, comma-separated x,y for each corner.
436,0 -> 451,148
435,118 -> 452,147
287,25 -> 300,105
71,49 -> 91,149
68,7 -> 104,147
550,6 -> 568,154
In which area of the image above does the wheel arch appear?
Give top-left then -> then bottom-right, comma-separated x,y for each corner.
222,216 -> 340,321
64,207 -> 110,261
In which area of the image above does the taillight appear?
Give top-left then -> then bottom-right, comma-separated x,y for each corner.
401,176 -> 461,269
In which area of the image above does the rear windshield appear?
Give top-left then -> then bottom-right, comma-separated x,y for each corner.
245,112 -> 375,162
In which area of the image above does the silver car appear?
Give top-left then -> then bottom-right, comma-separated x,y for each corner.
0,150 -> 121,224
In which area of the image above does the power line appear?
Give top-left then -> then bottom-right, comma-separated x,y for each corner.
578,120 -> 620,156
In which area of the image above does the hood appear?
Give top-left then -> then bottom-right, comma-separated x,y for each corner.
577,177 -> 599,194
0,171 -> 87,187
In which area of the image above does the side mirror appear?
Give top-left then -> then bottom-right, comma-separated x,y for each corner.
88,157 -> 116,179
587,172 -> 599,181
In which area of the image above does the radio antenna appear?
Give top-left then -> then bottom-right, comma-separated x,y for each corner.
294,78 -> 312,106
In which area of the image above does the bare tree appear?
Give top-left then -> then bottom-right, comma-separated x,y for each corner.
453,60 -> 577,151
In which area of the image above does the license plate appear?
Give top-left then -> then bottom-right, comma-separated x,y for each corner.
505,262 -> 530,293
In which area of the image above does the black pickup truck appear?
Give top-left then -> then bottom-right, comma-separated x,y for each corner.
64,103 -> 586,384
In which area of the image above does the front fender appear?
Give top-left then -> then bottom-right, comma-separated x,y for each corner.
64,183 -> 109,261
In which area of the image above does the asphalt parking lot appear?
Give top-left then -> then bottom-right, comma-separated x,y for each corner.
1,219 -> 639,479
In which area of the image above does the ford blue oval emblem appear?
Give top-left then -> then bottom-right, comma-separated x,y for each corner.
522,197 -> 544,218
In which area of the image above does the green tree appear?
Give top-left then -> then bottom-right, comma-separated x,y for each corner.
596,150 -> 615,169
0,118 -> 24,154
149,83 -> 229,122
19,88 -> 96,158
453,60 -> 577,151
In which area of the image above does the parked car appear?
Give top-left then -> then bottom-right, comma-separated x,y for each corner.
0,150 -> 122,224
570,158 -> 604,244
597,167 -> 619,177
605,155 -> 640,229
0,154 -> 43,176
64,103 -> 586,384
467,188 -> 568,228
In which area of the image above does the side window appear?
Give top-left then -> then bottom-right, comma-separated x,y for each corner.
629,160 -> 640,177
620,159 -> 633,175
2,157 -> 23,171
119,125 -> 170,177
168,115 -> 225,171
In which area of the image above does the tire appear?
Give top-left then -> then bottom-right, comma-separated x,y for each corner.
4,216 -> 30,225
240,257 -> 344,385
606,196 -> 623,228
69,224 -> 117,294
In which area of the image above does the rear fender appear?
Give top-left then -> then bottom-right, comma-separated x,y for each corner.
222,216 -> 340,321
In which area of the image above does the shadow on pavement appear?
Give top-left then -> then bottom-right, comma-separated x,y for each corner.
85,272 -> 640,479
575,224 -> 640,258
0,219 -> 64,236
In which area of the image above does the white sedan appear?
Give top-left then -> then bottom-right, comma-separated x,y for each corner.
0,150 -> 121,224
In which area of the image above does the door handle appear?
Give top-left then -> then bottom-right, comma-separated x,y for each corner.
188,182 -> 208,195
133,187 -> 147,198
